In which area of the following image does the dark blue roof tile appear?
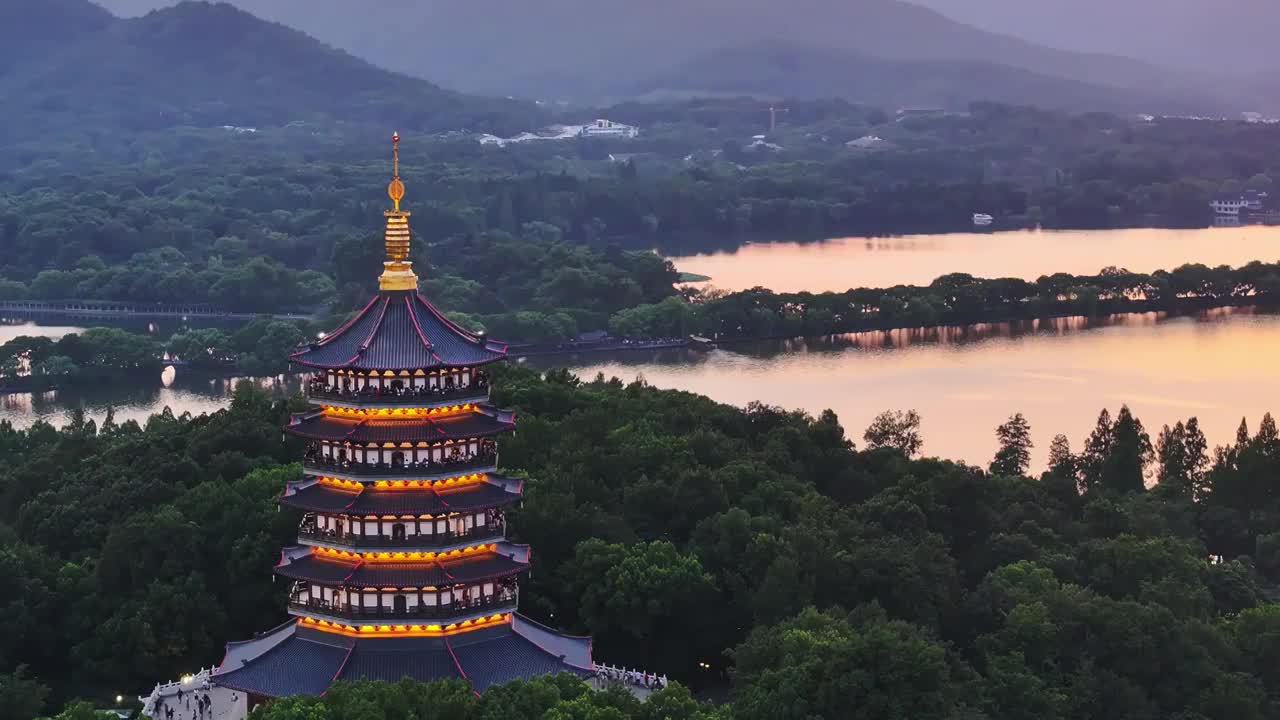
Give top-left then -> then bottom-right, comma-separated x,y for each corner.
338,642 -> 462,683
292,293 -> 507,371
275,545 -> 530,588
280,478 -> 521,516
451,631 -> 588,691
215,634 -> 350,697
284,407 -> 515,445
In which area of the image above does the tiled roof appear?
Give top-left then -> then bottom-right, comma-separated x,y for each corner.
291,293 -> 507,371
451,630 -> 589,691
337,641 -> 462,683
280,478 -> 523,516
275,545 -> 531,587
284,407 -> 515,444
215,620 -> 591,699
214,633 -> 350,697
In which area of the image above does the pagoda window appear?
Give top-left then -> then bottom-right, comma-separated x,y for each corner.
435,518 -> 447,535
392,523 -> 406,541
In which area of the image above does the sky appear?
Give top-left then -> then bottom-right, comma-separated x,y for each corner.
96,0 -> 1271,76
904,0 -> 1273,73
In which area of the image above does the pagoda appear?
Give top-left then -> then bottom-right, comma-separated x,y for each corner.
151,134 -> 593,715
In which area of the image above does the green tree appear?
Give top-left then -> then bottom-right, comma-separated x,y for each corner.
991,413 -> 1033,476
0,666 -> 50,720
731,608 -> 961,720
1079,406 -> 1152,495
863,410 -> 923,457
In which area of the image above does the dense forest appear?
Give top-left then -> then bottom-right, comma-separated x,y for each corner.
5,367 -> 1280,719
613,261 -> 1280,339
3,261 -> 1274,388
3,102 -> 1279,342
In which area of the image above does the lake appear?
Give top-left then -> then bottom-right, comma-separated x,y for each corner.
526,308 -> 1280,471
668,226 -> 1280,292
4,223 -> 1280,470
7,309 -> 1266,473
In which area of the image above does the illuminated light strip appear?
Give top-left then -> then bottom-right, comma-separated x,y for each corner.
300,613 -> 511,637
314,543 -> 498,562
323,404 -> 476,418
318,473 -> 488,490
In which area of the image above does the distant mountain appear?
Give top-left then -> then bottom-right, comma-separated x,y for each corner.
95,0 -> 1223,112
630,43 -> 1195,114
0,1 -> 542,144
0,0 -> 114,73
909,0 -> 1277,78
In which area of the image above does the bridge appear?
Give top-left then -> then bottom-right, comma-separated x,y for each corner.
0,300 -> 311,321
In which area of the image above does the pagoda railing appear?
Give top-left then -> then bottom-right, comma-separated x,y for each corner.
307,377 -> 489,406
289,591 -> 518,622
302,450 -> 498,478
297,521 -> 506,549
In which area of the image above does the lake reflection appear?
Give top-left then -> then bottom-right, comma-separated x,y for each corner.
669,227 -> 1280,292
0,373 -> 303,430
532,308 -> 1280,471
5,308 -> 1279,474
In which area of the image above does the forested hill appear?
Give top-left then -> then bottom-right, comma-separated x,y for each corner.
630,43 -> 1187,114
97,0 -> 1220,112
0,0 -> 543,145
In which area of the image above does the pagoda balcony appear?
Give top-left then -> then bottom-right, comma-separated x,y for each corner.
303,450 -> 498,481
297,521 -> 506,551
307,378 -> 490,409
288,591 -> 518,623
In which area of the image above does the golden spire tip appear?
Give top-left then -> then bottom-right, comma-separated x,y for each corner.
388,131 -> 405,212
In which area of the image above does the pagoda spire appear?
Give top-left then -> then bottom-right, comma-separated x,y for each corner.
379,131 -> 418,292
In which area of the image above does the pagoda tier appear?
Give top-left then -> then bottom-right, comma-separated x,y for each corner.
281,475 -> 522,516
286,406 -> 514,444
305,367 -> 491,410
278,544 -> 529,626
276,543 -> 531,586
283,475 -> 521,552
212,617 -> 591,698
290,292 -> 507,371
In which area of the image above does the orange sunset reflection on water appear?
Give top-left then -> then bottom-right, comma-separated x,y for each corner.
670,227 -> 1280,292
561,309 -> 1280,472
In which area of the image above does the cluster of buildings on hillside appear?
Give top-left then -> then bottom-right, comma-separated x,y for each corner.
476,118 -> 639,147
1211,189 -> 1280,226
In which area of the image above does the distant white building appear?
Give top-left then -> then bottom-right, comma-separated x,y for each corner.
579,119 -> 639,139
745,135 -> 783,152
846,135 -> 889,150
1212,190 -> 1269,217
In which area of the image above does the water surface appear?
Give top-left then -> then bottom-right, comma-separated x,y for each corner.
669,227 -> 1280,292
531,309 -> 1280,471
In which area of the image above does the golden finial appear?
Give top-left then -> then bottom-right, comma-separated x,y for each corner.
388,131 -> 406,212
379,131 -> 417,291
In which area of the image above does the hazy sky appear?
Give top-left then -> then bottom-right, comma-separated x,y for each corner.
97,0 -> 1271,75
907,0 -> 1273,72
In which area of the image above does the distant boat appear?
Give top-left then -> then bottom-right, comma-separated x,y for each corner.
688,335 -> 717,351
972,213 -> 994,227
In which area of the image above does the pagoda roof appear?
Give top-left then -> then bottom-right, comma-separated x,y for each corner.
275,543 -> 531,587
285,406 -> 514,444
291,292 -> 507,371
214,617 -> 591,697
281,476 -> 524,516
